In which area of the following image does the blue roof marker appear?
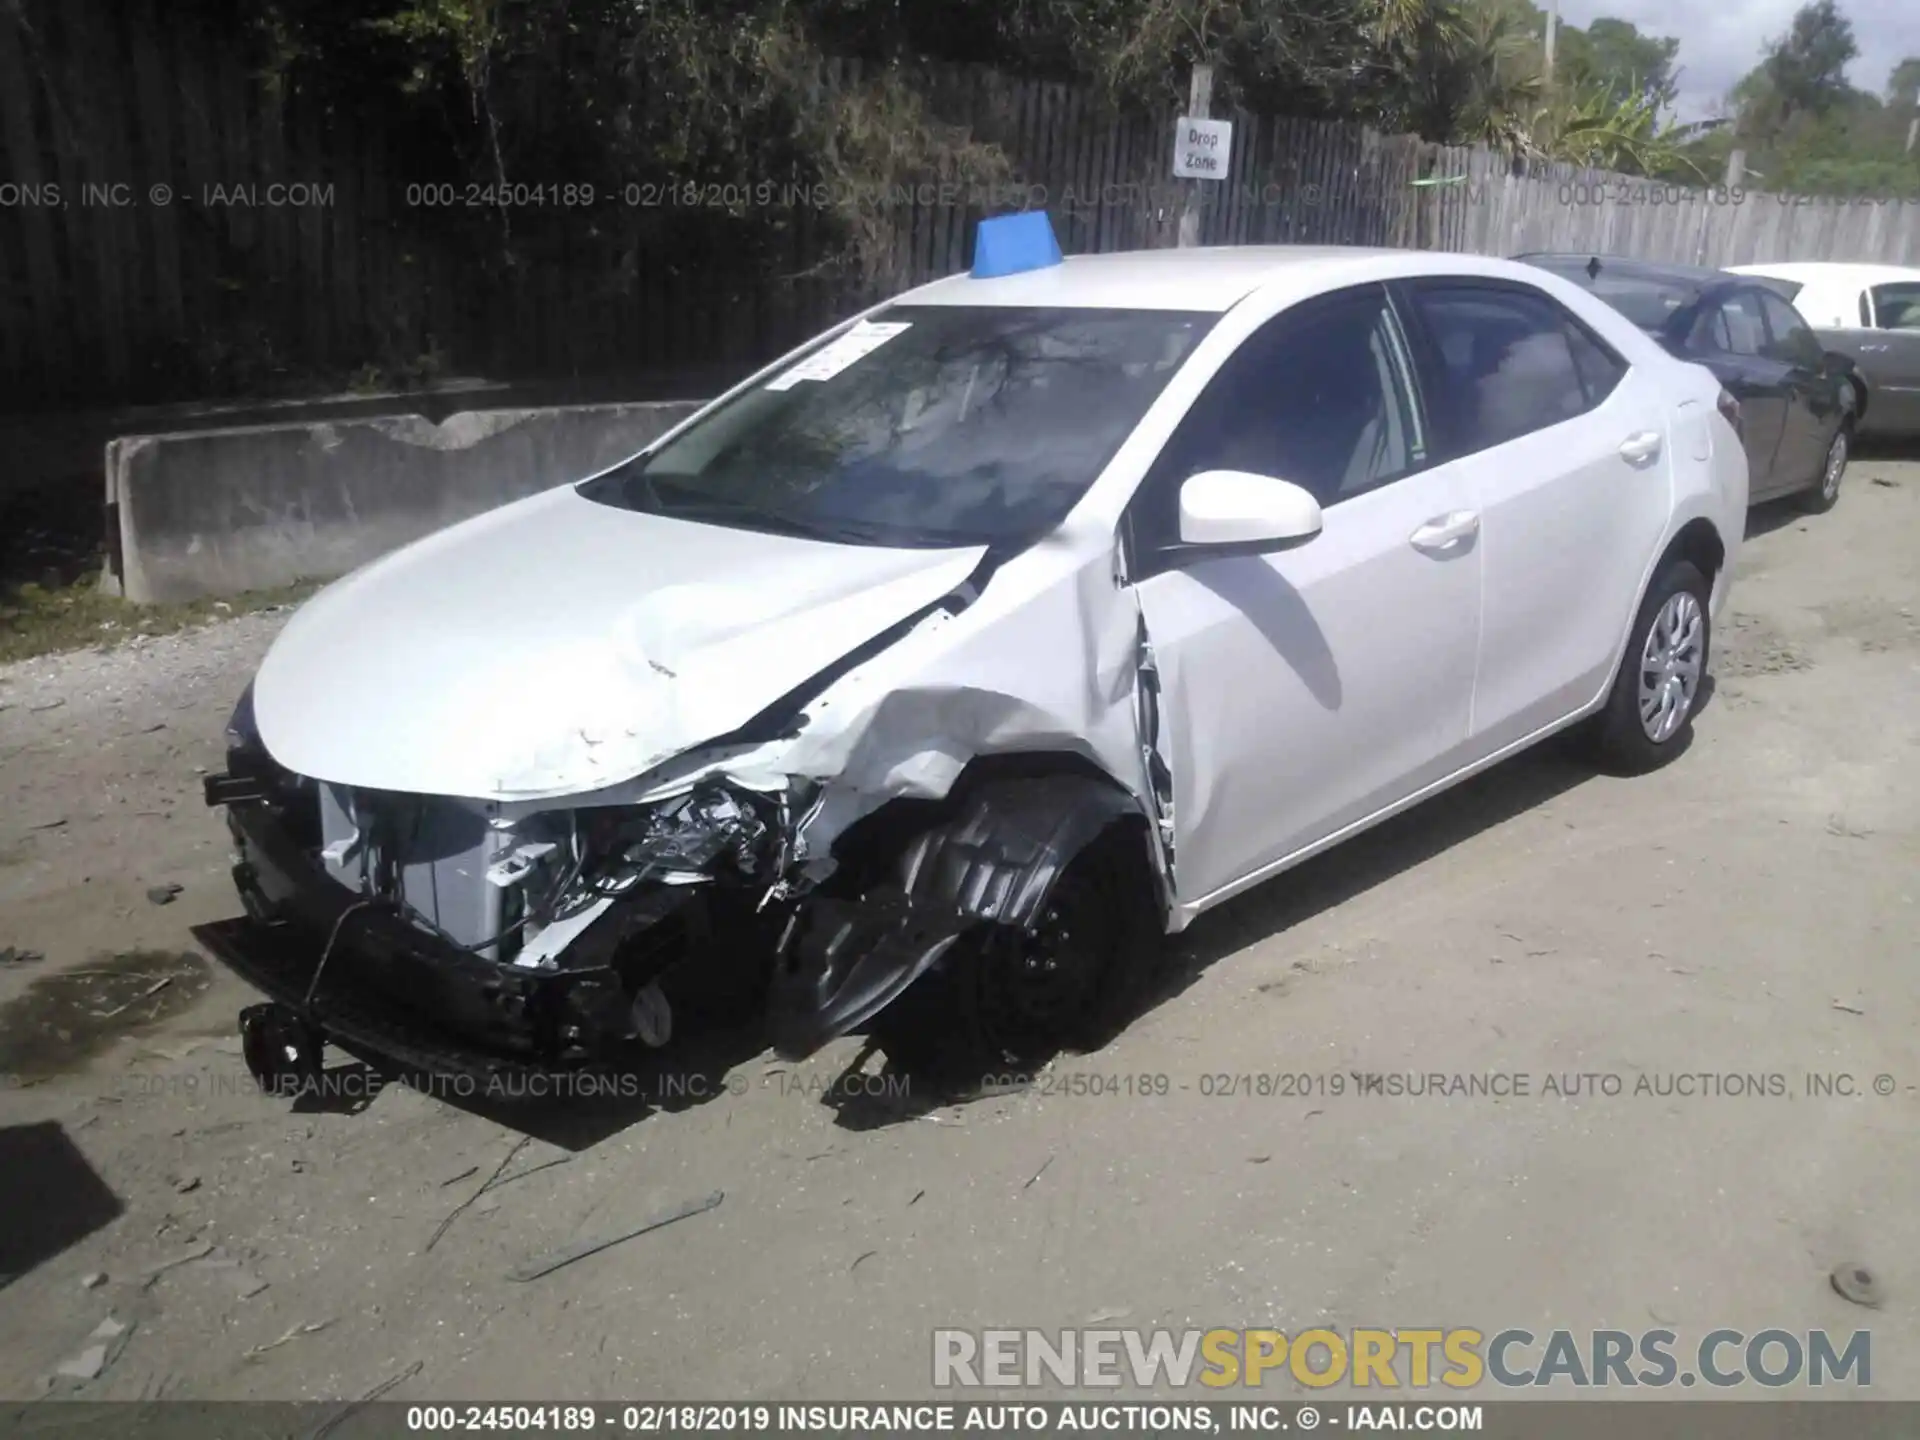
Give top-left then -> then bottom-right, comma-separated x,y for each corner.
971,211 -> 1063,279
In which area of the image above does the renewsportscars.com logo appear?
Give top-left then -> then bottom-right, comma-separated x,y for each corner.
932,1328 -> 1872,1391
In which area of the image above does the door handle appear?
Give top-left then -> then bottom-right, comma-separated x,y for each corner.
1618,431 -> 1663,465
1409,511 -> 1480,555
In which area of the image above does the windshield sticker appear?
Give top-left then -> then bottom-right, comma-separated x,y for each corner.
765,321 -> 912,391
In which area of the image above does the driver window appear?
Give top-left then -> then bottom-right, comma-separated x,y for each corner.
1134,285 -> 1423,551
1870,283 -> 1920,332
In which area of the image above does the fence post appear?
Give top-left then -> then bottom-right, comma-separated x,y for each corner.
1176,63 -> 1214,248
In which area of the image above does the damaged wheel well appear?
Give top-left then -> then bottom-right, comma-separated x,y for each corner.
815,753 -> 1162,913
763,754 -> 1166,1062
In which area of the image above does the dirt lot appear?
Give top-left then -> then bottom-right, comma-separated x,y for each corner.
1,460 -> 1915,1404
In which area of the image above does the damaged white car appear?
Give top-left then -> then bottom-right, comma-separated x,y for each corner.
199,216 -> 1748,1092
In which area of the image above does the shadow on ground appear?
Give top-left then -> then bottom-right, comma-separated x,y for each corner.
0,1122 -> 123,1289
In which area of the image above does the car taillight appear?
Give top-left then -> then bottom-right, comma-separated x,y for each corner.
1716,388 -> 1742,435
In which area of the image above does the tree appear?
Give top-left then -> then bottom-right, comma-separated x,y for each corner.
1733,0 -> 1858,133
1890,57 -> 1920,109
1715,2 -> 1920,195
1575,18 -> 1679,111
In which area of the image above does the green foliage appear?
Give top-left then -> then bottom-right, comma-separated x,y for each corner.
235,0 -> 1915,249
1892,58 -> 1920,108
1531,86 -> 1706,179
1733,0 -> 1856,130
1574,18 -> 1679,111
1720,1 -> 1920,198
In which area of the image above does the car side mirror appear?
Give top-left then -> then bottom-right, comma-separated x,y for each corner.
1163,469 -> 1323,564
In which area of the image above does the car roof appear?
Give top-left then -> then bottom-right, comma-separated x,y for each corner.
1728,261 -> 1920,286
892,245 -> 1566,313
1517,252 -> 1731,287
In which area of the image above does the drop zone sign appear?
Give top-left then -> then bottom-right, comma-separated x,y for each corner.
1172,118 -> 1233,179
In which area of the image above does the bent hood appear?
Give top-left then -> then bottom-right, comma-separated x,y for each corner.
252,485 -> 987,799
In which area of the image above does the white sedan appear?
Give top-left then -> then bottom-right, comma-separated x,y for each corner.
199,223 -> 1749,1090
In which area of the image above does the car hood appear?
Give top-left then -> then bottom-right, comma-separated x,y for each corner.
252,485 -> 987,799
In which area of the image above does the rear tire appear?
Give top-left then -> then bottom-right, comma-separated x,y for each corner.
1798,422 -> 1849,514
1591,559 -> 1712,775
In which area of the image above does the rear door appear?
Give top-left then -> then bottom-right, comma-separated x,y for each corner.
1757,288 -> 1844,487
1397,277 -> 1674,752
1692,290 -> 1789,495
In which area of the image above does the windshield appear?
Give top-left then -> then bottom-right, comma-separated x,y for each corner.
579,305 -> 1215,548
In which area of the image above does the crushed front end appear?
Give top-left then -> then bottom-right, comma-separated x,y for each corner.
198,690 -> 799,1085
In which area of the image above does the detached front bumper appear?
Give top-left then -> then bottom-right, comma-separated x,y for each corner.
198,786 -> 692,1083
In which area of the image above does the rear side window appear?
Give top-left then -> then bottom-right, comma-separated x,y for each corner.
1870,283 -> 1920,331
1688,305 -> 1733,352
1720,292 -> 1766,356
1757,291 -> 1824,367
1407,283 -> 1627,455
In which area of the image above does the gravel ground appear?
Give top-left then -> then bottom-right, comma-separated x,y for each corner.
0,461 -> 1915,1405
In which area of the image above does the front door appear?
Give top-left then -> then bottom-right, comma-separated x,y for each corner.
1127,284 -> 1482,911
1862,281 -> 1920,434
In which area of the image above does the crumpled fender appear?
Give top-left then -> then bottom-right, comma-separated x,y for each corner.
763,773 -> 1146,1059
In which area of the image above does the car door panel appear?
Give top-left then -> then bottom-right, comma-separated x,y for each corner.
1864,333 -> 1920,434
1757,289 -> 1839,487
1686,348 -> 1785,496
1863,283 -> 1920,433
1138,471 -> 1480,907
1127,284 -> 1481,909
1397,278 -> 1677,749
1465,385 -> 1674,746
1891,335 -> 1920,433
1712,292 -> 1791,493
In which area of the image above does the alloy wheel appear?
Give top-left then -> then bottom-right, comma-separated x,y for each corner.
1822,431 -> 1847,502
1637,591 -> 1704,744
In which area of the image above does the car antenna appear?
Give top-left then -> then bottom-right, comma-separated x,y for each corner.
1586,256 -> 1602,280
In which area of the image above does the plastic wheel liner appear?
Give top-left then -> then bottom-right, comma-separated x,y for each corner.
763,774 -> 1143,1060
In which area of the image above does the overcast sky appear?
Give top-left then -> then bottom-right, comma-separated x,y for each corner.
1556,0 -> 1920,120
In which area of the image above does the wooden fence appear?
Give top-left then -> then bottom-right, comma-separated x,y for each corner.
4,0 -> 1920,415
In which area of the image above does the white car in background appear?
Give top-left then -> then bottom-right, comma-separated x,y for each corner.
198,224 -> 1750,1093
1729,261 -> 1920,439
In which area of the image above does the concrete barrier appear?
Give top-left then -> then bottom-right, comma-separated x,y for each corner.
105,401 -> 705,603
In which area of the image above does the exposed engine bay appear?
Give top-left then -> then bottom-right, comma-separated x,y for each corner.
198,667 -> 1162,1089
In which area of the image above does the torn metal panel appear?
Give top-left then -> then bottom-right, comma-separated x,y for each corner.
683,542 -> 1167,872
764,774 -> 1146,1059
